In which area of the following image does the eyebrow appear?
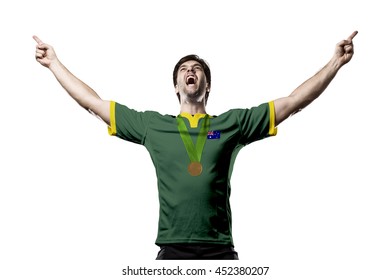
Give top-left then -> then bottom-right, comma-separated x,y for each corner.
179,62 -> 203,69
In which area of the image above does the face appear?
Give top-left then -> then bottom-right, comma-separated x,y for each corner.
175,60 -> 210,103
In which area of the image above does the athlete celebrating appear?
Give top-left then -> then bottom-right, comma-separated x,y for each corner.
33,31 -> 357,259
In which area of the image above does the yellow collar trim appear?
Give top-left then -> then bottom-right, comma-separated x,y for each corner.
179,112 -> 208,128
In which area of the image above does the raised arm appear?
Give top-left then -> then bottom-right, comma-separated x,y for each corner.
273,31 -> 358,126
33,35 -> 110,125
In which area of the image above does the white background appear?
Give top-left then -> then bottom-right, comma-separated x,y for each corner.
1,0 -> 389,279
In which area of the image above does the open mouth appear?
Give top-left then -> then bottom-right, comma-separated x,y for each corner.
186,76 -> 196,85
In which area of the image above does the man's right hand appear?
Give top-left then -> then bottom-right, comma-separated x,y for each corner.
33,35 -> 58,68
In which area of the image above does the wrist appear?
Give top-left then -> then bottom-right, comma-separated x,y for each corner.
48,58 -> 62,72
329,57 -> 343,72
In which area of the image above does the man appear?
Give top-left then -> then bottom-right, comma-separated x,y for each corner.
33,31 -> 358,260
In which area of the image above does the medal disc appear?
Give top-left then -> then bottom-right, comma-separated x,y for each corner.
188,162 -> 203,176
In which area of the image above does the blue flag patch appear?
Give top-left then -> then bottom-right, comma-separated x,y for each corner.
207,130 -> 221,139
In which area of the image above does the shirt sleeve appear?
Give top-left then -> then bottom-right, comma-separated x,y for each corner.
235,101 -> 278,145
107,101 -> 154,145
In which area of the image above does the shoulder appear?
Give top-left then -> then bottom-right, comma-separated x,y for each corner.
217,102 -> 271,118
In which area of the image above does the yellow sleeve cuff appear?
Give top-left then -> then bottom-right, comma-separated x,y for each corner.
107,101 -> 117,136
268,101 -> 278,136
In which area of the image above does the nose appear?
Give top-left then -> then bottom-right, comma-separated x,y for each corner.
187,67 -> 195,74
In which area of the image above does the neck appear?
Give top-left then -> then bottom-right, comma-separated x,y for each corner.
180,101 -> 207,115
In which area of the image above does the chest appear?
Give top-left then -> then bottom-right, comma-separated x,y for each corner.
144,118 -> 241,164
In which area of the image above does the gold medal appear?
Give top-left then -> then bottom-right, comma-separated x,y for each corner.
188,162 -> 203,176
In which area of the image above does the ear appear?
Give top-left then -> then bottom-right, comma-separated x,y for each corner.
206,83 -> 210,93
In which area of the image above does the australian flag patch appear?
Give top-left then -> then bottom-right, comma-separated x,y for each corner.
207,130 -> 221,140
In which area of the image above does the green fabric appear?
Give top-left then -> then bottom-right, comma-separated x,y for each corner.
111,103 -> 275,245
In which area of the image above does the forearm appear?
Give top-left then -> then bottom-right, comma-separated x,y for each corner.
274,58 -> 342,125
49,59 -> 101,111
289,57 -> 341,110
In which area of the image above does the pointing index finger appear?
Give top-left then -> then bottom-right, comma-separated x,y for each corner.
33,35 -> 43,45
348,31 -> 358,41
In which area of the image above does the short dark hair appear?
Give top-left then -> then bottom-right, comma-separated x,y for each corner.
173,54 -> 211,89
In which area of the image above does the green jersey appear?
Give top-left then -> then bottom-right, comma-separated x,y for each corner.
108,101 -> 277,245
